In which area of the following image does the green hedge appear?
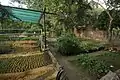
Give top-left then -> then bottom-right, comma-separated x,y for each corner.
57,33 -> 81,56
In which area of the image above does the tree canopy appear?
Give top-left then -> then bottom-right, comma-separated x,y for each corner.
20,0 -> 94,32
108,0 -> 120,8
8,0 -> 120,41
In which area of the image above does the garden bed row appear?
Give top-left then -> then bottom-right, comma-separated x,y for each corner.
0,54 -> 52,73
0,35 -> 39,41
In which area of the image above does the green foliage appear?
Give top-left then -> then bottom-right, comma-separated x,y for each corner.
96,52 -> 120,71
24,0 -> 92,30
74,51 -> 120,78
97,51 -> 120,57
26,24 -> 42,33
96,11 -> 109,30
57,33 -> 81,56
80,40 -> 105,53
0,19 -> 22,29
20,37 -> 39,41
78,54 -> 110,77
0,19 -> 42,42
96,9 -> 120,30
108,0 -> 120,8
5,37 -> 39,41
57,34 -> 105,56
0,19 -> 42,31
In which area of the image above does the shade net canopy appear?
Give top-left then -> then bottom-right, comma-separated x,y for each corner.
0,5 -> 42,23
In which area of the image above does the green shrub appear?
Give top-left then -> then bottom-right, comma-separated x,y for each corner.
95,51 -> 120,72
0,42 -> 13,54
80,40 -> 105,53
78,54 -> 110,77
57,33 -> 81,56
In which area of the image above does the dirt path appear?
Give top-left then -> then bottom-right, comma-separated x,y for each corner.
47,39 -> 92,80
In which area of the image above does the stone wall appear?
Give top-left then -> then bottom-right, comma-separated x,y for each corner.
100,70 -> 120,80
74,27 -> 107,41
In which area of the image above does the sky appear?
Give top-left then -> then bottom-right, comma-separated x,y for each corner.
0,0 -> 27,8
0,0 -> 9,5
0,0 -> 106,8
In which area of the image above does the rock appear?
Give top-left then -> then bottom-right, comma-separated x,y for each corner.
100,71 -> 120,80
116,69 -> 120,78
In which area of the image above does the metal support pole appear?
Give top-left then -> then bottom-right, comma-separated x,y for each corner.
40,29 -> 43,50
43,8 -> 47,49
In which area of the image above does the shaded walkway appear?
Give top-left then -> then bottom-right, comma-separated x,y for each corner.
47,38 -> 91,80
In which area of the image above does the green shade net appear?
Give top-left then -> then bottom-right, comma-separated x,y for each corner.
0,6 -> 42,23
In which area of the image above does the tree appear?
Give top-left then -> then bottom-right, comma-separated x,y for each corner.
10,0 -> 25,8
85,0 -> 104,28
92,0 -> 114,42
93,0 -> 120,42
24,0 -> 92,35
108,0 -> 120,8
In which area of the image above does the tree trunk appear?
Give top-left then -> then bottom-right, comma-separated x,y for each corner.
108,19 -> 113,42
117,30 -> 119,40
93,0 -> 113,42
